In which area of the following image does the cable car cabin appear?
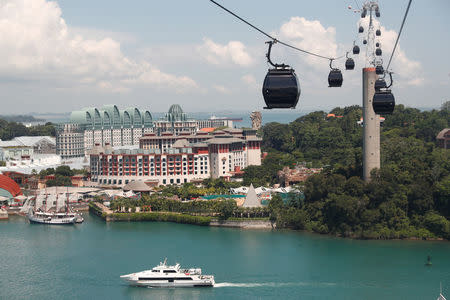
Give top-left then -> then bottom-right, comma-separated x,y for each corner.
363,39 -> 367,45
376,42 -> 380,47
328,69 -> 343,87
359,26 -> 364,33
375,10 -> 380,17
376,48 -> 382,56
374,78 -> 387,91
361,9 -> 367,18
345,58 -> 355,70
376,29 -> 381,36
375,65 -> 384,75
262,68 -> 300,109
353,45 -> 360,55
373,90 -> 395,114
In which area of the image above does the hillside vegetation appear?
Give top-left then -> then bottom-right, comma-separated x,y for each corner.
245,104 -> 450,239
0,119 -> 55,140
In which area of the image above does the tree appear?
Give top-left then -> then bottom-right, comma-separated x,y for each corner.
55,165 -> 74,177
216,199 -> 236,220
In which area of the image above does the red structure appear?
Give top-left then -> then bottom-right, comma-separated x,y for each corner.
0,174 -> 23,197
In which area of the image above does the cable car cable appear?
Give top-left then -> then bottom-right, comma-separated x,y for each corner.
386,0 -> 412,71
209,0 -> 345,61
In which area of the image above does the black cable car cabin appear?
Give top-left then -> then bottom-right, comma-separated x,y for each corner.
376,29 -> 381,36
353,45 -> 360,55
363,39 -> 367,45
376,42 -> 380,47
373,90 -> 395,114
328,69 -> 343,87
262,68 -> 300,109
374,78 -> 387,91
345,58 -> 355,70
375,65 -> 384,75
359,26 -> 364,33
376,48 -> 382,56
262,41 -> 301,109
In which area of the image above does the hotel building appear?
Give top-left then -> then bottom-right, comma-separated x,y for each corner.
90,129 -> 262,186
57,104 -> 236,158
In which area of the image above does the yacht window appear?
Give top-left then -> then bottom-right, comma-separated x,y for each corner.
163,270 -> 177,273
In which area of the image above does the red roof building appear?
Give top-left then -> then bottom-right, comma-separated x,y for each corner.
0,174 -> 23,198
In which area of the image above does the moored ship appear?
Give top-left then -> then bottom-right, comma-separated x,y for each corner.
26,188 -> 83,225
120,259 -> 215,287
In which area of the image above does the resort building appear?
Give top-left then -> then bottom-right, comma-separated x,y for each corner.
56,123 -> 85,159
11,136 -> 56,154
56,105 -> 153,158
153,104 -> 197,135
0,141 -> 33,161
89,129 -> 262,186
57,104 -> 241,159
437,128 -> 450,149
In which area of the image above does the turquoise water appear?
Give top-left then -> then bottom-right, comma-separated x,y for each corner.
1,214 -> 449,300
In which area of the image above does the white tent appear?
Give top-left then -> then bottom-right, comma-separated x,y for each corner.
14,195 -> 28,201
124,191 -> 136,197
242,184 -> 262,208
0,196 -> 10,201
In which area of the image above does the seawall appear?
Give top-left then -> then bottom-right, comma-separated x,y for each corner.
210,219 -> 274,229
89,202 -> 274,229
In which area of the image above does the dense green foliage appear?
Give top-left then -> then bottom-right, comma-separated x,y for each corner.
0,119 -> 55,140
109,212 -> 211,225
155,179 -> 241,199
41,166 -> 88,187
0,115 -> 45,123
251,105 -> 449,239
109,195 -> 269,220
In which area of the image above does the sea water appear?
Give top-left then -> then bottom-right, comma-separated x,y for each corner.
0,214 -> 449,299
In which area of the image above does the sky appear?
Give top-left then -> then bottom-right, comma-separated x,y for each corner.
0,0 -> 449,114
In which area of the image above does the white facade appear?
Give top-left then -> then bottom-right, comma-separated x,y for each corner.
56,124 -> 84,159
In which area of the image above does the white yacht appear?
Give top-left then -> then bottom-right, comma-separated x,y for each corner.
120,259 -> 215,288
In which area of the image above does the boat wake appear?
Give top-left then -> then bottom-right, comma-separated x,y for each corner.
214,282 -> 336,288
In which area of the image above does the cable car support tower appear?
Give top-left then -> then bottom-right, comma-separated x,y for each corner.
359,1 -> 381,182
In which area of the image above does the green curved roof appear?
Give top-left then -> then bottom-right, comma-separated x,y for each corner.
166,104 -> 187,122
70,111 -> 89,124
69,105 -> 152,129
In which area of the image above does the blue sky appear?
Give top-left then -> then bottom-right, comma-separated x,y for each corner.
1,0 -> 449,114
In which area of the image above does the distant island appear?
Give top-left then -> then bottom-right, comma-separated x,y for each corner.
0,115 -> 46,123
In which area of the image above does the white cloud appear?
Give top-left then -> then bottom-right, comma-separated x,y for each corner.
358,18 -> 423,86
0,0 -> 198,93
198,38 -> 254,67
277,17 -> 340,68
242,74 -> 257,85
213,84 -> 231,94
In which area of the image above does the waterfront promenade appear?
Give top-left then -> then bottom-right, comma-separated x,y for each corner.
90,202 -> 273,229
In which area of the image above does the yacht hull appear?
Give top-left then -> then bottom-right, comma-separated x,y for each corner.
122,279 -> 214,288
28,215 -> 76,225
